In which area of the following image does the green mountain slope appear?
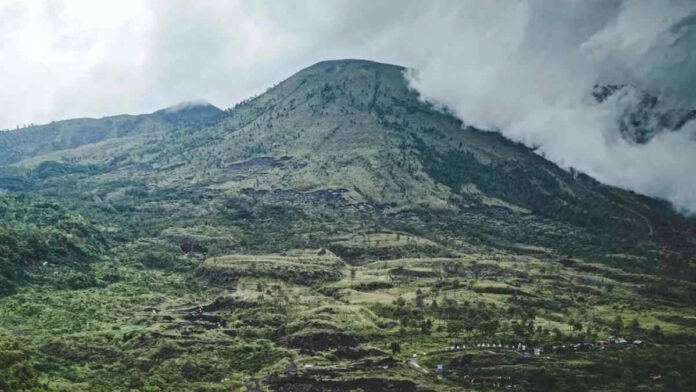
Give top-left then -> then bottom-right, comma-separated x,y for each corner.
0,101 -> 222,166
1,59 -> 695,391
4,59 -> 694,277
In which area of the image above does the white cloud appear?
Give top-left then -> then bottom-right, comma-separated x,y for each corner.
403,0 -> 696,213
0,0 -> 151,127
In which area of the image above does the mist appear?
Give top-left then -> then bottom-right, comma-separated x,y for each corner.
405,0 -> 696,214
0,0 -> 694,212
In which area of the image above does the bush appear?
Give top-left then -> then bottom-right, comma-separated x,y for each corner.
0,335 -> 40,391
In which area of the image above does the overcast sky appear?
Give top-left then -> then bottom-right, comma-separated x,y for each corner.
1,0 -> 695,213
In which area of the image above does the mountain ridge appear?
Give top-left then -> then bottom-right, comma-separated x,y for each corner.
0,101 -> 222,166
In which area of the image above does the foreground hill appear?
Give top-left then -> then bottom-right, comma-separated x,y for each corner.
0,59 -> 695,391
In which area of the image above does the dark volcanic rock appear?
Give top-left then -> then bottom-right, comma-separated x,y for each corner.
332,347 -> 387,359
228,156 -> 291,171
200,296 -> 237,312
241,187 -> 349,205
352,281 -> 394,291
268,375 -> 433,392
282,330 -> 359,352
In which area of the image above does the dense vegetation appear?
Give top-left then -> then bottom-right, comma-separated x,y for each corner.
0,59 -> 695,391
0,196 -> 102,296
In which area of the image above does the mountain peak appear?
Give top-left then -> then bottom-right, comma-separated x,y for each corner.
163,99 -> 219,114
151,100 -> 223,124
242,58 -> 418,119
305,58 -> 405,70
289,59 -> 409,89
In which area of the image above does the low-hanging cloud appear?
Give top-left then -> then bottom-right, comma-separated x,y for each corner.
405,0 -> 696,214
0,0 -> 694,213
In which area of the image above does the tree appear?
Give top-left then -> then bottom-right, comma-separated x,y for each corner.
415,289 -> 425,310
622,368 -> 637,392
611,316 -> 624,334
420,319 -> 433,343
512,321 -> 526,337
0,336 -> 39,391
552,327 -> 564,340
390,342 -> 401,356
394,296 -> 406,309
480,320 -> 499,337
629,318 -> 640,334
650,325 -> 662,339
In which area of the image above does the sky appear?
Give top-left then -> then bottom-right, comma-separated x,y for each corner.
0,0 -> 695,213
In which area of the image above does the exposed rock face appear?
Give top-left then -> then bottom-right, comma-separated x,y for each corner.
592,83 -> 696,144
269,375 -> 433,392
281,330 -> 359,353
332,347 -> 387,359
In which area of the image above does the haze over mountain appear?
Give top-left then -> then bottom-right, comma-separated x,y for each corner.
0,102 -> 222,166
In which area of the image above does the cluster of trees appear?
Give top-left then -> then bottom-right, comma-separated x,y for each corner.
0,335 -> 40,391
376,279 -> 678,353
0,195 -> 102,295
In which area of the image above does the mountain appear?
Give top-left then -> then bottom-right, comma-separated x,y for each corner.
593,83 -> 696,144
0,100 -> 222,166
1,60 -> 695,391
6,59 -> 694,274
